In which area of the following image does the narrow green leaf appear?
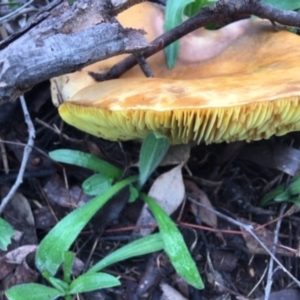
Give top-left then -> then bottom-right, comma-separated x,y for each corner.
164,0 -> 194,69
5,283 -> 63,300
142,194 -> 204,290
82,173 -> 113,196
261,175 -> 300,206
0,218 -> 14,251
36,176 -> 137,276
46,276 -> 68,294
139,132 -> 169,187
260,185 -> 285,206
63,252 -> 74,284
49,149 -> 122,179
87,233 -> 164,273
68,273 -> 120,294
287,176 -> 300,195
274,190 -> 291,202
128,184 -> 139,203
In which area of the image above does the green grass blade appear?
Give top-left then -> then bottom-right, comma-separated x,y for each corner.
142,194 -> 204,289
139,133 -> 169,187
87,233 -> 164,273
69,273 -> 120,294
36,176 -> 137,276
164,0 -> 194,69
49,149 -> 122,179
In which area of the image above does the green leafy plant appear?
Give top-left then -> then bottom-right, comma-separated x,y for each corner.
5,133 -> 203,299
261,174 -> 300,206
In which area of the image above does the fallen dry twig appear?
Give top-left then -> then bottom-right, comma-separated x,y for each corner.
0,0 -> 150,102
0,95 -> 35,213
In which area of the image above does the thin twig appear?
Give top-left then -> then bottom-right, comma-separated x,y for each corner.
0,95 -> 35,213
0,134 -> 9,174
133,53 -> 154,77
264,204 -> 287,300
35,118 -> 84,144
247,263 -> 268,297
187,195 -> 300,287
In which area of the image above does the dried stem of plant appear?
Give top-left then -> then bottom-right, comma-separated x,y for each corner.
0,95 -> 35,213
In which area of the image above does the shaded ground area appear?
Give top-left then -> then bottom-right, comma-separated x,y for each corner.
0,82 -> 300,299
1,1 -> 300,299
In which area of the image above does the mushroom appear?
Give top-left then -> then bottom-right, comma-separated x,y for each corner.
58,75 -> 300,144
51,2 -> 257,103
53,3 -> 300,144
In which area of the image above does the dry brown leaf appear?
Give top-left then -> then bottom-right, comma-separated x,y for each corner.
185,180 -> 217,228
1,187 -> 37,245
5,245 -> 37,264
0,245 -> 37,282
135,163 -> 185,236
43,175 -> 91,208
160,283 -> 188,300
160,144 -> 191,166
238,144 -> 300,176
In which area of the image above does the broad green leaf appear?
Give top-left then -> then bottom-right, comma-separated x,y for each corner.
82,173 -> 113,196
36,176 -> 137,276
139,133 -> 169,187
49,149 -> 122,179
0,218 -> 14,251
5,283 -> 63,300
87,233 -> 164,273
142,194 -> 204,289
262,0 -> 300,10
69,273 -> 120,294
164,0 -> 194,69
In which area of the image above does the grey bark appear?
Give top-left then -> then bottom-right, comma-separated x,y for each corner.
0,0 -> 150,102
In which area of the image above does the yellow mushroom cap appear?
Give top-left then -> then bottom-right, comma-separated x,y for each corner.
55,3 -> 300,144
59,74 -> 300,144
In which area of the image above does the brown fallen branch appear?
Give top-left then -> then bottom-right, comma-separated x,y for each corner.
0,0 -> 149,102
97,0 -> 300,81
